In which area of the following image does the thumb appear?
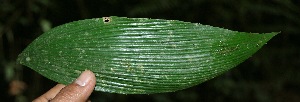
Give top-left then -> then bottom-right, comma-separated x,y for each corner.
51,70 -> 96,102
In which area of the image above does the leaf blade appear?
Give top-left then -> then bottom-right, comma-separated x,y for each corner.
17,16 -> 278,94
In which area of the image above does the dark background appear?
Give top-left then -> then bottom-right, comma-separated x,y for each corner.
1,0 -> 299,102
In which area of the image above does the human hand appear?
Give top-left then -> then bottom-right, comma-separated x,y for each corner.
33,70 -> 96,102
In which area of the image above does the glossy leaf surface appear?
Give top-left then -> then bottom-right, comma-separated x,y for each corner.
17,16 -> 278,94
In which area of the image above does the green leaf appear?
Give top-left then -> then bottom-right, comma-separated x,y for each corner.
17,16 -> 278,94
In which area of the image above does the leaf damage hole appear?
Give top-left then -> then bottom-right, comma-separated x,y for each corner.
103,17 -> 111,23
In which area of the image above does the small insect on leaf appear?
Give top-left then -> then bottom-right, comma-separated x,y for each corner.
17,16 -> 278,94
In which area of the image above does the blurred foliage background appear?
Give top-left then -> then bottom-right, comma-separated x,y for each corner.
1,0 -> 300,102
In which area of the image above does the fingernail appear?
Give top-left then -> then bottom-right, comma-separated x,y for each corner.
75,70 -> 92,86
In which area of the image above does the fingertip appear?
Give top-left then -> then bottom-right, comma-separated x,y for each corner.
75,70 -> 96,86
51,70 -> 96,102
